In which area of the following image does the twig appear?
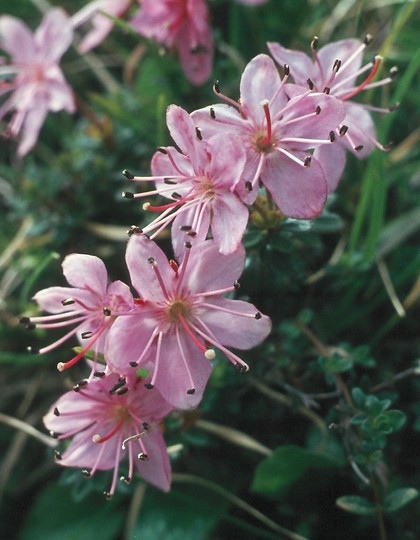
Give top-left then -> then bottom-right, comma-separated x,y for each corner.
0,412 -> 57,448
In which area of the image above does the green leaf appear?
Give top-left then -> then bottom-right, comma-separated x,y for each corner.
383,488 -> 419,513
351,387 -> 366,408
20,483 -> 124,540
318,354 -> 353,375
251,445 -> 340,498
129,483 -> 229,540
336,495 -> 376,516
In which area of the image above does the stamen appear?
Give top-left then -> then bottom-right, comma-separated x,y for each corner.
148,257 -> 170,299
92,417 -> 125,444
122,169 -> 135,180
62,298 -> 75,306
122,191 -> 134,199
261,100 -> 272,145
210,107 -> 216,119
195,127 -> 202,141
340,55 -> 382,101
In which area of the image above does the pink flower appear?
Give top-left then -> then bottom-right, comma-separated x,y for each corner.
130,0 -> 213,85
71,0 -> 133,53
267,36 -> 396,163
0,9 -> 75,157
236,0 -> 267,4
105,234 -> 271,410
192,54 -> 346,218
44,372 -> 172,496
22,254 -> 134,374
123,105 -> 249,255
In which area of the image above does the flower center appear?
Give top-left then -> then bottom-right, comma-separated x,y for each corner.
166,299 -> 192,324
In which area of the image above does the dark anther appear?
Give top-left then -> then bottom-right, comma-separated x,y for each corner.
127,225 -> 143,236
54,450 -> 62,461
62,298 -> 75,306
235,363 -> 247,374
195,127 -> 202,140
144,383 -> 154,390
245,181 -> 252,192
157,147 -> 168,154
383,142 -> 394,151
187,231 -> 197,237
184,241 -> 192,249
19,316 -> 30,324
117,387 -> 128,396
94,371 -> 106,378
323,87 -> 330,94
122,191 -> 134,199
315,105 -> 321,115
109,380 -> 126,394
164,177 -> 177,184
333,59 -> 341,73
234,280 -> 240,290
103,492 -> 113,500
103,307 -> 112,316
180,225 -> 192,231
27,346 -> 39,354
304,156 -> 312,167
73,384 -> 81,392
147,257 -> 156,265
120,476 -> 131,484
171,192 -> 181,200
210,107 -> 216,119
53,407 -> 60,417
142,422 -> 150,430
389,66 -> 398,79
389,102 -> 399,112
81,331 -> 93,339
364,34 -> 373,46
82,469 -> 91,478
329,131 -> 336,143
129,361 -> 138,368
26,322 -> 36,330
307,78 -> 314,90
339,125 -> 348,136
138,453 -> 149,461
118,376 -> 126,383
187,388 -> 196,395
122,169 -> 135,180
255,312 -> 262,320
311,36 -> 319,49
49,430 -> 59,439
355,145 -> 364,152
283,64 -> 290,76
213,80 -> 221,93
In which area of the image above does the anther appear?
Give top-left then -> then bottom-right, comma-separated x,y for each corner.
142,422 -> 150,430
304,156 -> 312,167
19,316 -> 30,324
129,361 -> 138,367
122,191 -> 134,199
122,169 -> 135,180
339,125 -> 348,136
210,107 -> 216,119
184,241 -> 192,249
389,66 -> 398,79
213,80 -> 221,93
144,383 -> 154,390
109,380 -> 126,394
187,231 -> 197,237
307,78 -> 314,90
120,476 -> 131,484
27,346 -> 39,354
53,407 -> 60,416
329,131 -> 336,142
187,388 -> 196,395
147,257 -> 156,265
255,312 -> 262,320
138,453 -> 149,461
117,387 -> 128,396
195,127 -> 202,140
323,87 -> 330,94
127,225 -> 143,236
62,298 -> 75,306
311,36 -> 319,50
164,178 -> 177,184
103,307 -> 112,316
157,147 -> 168,154
81,331 -> 93,339
245,181 -> 253,192
389,103 -> 399,112
103,491 -> 113,500
382,142 -> 394,151
333,59 -> 341,73
180,225 -> 192,231
315,105 -> 321,115
283,64 -> 290,76
94,371 -> 106,378
54,450 -> 62,460
82,469 -> 91,478
235,363 -> 247,373
355,145 -> 364,152
364,34 -> 373,46
234,280 -> 240,290
49,431 -> 59,439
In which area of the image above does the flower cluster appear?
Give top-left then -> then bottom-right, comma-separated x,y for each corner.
16,4 -> 395,498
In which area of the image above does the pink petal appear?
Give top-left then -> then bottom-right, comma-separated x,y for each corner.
267,42 -> 313,86
313,143 -> 346,193
34,9 -> 73,64
135,430 -> 171,492
0,16 -> 35,62
318,39 -> 363,90
211,193 -> 249,255
62,254 -> 108,295
262,151 -> 328,218
342,102 -> 376,158
166,105 -> 206,169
